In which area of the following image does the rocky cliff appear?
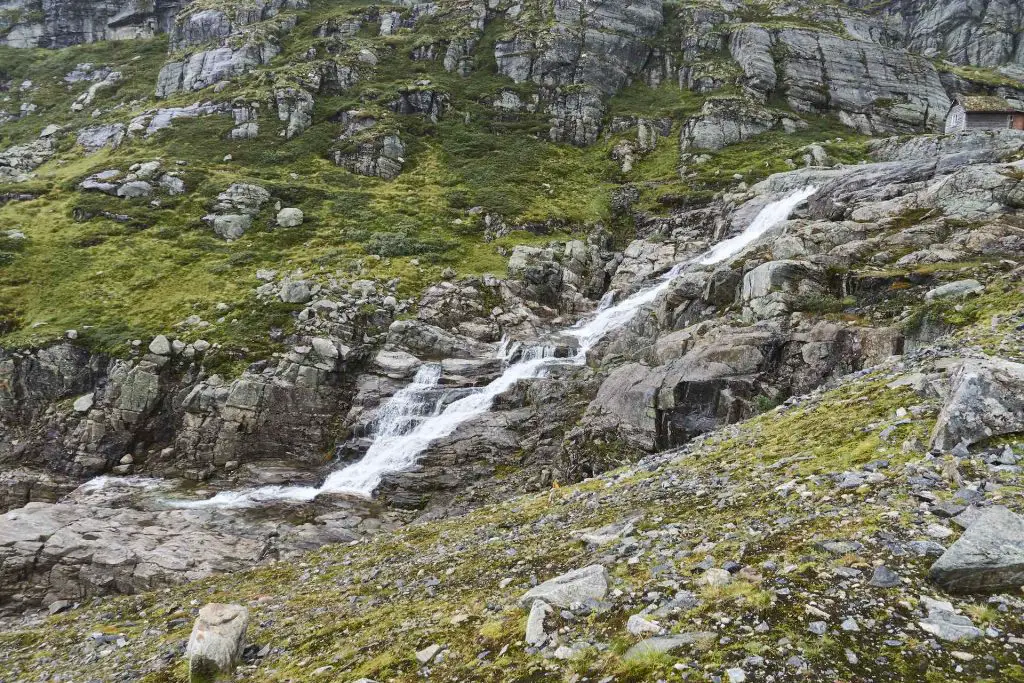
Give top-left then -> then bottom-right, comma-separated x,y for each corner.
0,0 -> 187,48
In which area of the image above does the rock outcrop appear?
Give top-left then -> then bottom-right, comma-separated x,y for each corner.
930,506 -> 1024,593
495,0 -> 663,145
865,0 -> 1024,69
731,25 -> 950,134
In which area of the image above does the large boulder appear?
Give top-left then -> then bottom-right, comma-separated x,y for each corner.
520,565 -> 609,609
187,603 -> 249,683
930,357 -> 1024,451
930,506 -> 1024,593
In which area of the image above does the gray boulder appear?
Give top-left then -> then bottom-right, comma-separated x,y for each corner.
917,597 -> 981,642
76,124 -> 125,152
925,279 -> 984,300
149,335 -> 172,356
931,357 -> 1024,451
930,506 -> 1024,593
276,208 -> 304,227
186,603 -> 249,683
213,183 -> 270,216
278,279 -> 312,304
116,181 -> 154,199
208,214 -> 252,240
158,174 -> 187,195
741,260 -> 822,320
520,564 -> 608,609
524,599 -> 551,646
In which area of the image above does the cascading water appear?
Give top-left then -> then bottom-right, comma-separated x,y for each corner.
171,186 -> 816,508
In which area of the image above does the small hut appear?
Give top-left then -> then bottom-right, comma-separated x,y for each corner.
945,95 -> 1024,134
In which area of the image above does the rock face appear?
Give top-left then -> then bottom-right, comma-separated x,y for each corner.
0,502 -> 265,609
568,320 -> 900,459
930,506 -> 1024,593
731,25 -> 950,134
154,1 -> 307,97
494,0 -> 663,145
865,0 -> 1024,68
156,43 -> 280,97
335,134 -> 406,179
0,0 -> 187,48
186,603 -> 248,683
930,358 -> 1024,451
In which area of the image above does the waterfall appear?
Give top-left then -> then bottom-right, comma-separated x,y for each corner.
171,187 -> 815,508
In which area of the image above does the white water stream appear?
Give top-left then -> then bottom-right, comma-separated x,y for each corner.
170,186 -> 816,508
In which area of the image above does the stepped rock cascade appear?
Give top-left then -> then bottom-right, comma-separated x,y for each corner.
170,186 -> 817,509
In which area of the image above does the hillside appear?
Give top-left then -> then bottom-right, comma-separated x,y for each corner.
2,0 -> 1024,680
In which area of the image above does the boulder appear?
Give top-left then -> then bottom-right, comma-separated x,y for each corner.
208,214 -> 252,240
917,596 -> 981,642
76,124 -> 126,152
931,357 -> 1024,451
158,174 -> 187,195
149,335 -> 172,356
626,614 -> 661,636
186,603 -> 249,683
72,393 -> 94,413
213,183 -> 270,216
278,279 -> 312,304
519,565 -> 608,609
930,506 -> 1024,593
925,279 -> 984,300
623,632 -> 716,661
524,599 -> 551,646
276,208 -> 304,227
116,181 -> 154,199
741,260 -> 821,320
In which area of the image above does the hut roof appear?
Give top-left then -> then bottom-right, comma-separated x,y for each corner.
956,95 -> 1020,113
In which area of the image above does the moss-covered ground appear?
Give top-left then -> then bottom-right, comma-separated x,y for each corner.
3,334 -> 1024,681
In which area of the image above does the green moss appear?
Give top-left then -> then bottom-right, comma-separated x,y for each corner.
634,119 -> 873,214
